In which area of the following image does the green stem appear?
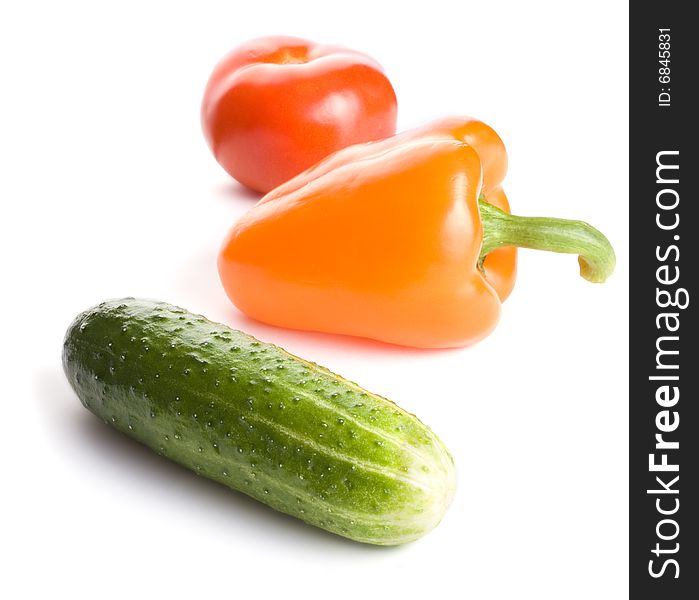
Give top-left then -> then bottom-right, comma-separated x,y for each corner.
478,199 -> 616,283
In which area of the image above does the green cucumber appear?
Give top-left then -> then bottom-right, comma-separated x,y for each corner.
62,298 -> 455,545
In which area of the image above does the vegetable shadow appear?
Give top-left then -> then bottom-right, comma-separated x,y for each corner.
214,180 -> 261,204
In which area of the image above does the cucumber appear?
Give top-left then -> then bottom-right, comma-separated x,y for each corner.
62,298 -> 455,545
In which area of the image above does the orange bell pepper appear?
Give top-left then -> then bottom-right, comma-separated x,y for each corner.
218,118 -> 615,348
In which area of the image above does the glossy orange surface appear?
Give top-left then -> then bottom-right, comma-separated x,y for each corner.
219,118 -> 516,348
261,116 -> 517,302
201,36 -> 397,193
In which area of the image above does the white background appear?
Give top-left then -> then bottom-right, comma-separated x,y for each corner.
1,1 -> 628,598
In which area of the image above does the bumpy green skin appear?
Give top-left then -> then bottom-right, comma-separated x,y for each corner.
62,298 -> 455,545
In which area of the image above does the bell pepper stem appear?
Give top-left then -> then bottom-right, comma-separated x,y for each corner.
478,199 -> 616,283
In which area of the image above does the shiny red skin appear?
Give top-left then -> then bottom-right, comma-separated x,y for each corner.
201,36 -> 398,193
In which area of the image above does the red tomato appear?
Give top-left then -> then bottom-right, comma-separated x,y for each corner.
201,36 -> 398,193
